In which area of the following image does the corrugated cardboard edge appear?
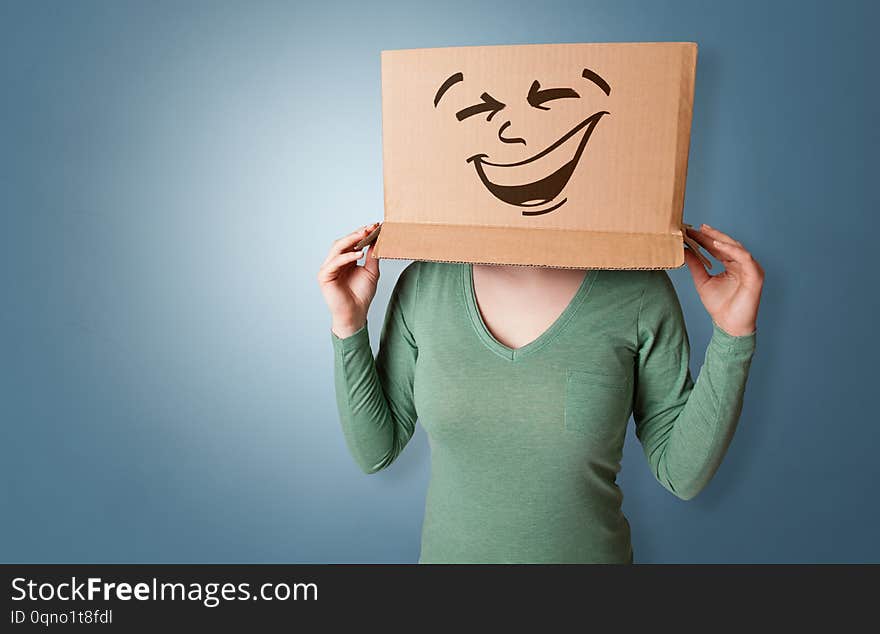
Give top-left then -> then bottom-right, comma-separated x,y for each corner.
372,222 -> 684,270
671,43 -> 697,228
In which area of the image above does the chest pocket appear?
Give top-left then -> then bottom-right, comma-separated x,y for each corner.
564,369 -> 632,443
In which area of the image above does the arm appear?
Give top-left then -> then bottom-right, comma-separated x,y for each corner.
633,271 -> 756,500
634,222 -> 764,500
330,261 -> 420,474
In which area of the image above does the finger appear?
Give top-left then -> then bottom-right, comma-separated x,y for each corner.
686,227 -> 735,262
712,240 -> 763,282
320,248 -> 365,282
322,227 -> 366,267
684,246 -> 711,287
709,241 -> 757,279
699,223 -> 743,248
323,223 -> 378,266
710,238 -> 752,263
318,248 -> 365,282
683,234 -> 713,270
362,242 -> 380,277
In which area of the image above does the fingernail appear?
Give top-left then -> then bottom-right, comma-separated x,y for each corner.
703,223 -> 712,229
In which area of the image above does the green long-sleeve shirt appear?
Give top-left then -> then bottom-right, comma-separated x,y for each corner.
330,261 -> 756,563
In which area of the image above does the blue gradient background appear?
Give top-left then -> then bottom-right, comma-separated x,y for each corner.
2,0 -> 877,563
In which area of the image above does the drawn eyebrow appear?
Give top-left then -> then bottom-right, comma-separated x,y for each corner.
434,72 -> 464,107
581,68 -> 611,96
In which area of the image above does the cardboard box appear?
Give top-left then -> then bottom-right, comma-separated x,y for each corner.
370,41 -> 703,270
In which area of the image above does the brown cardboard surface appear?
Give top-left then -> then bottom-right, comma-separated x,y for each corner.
372,42 -> 698,269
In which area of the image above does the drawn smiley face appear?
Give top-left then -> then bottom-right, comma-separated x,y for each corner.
434,68 -> 611,216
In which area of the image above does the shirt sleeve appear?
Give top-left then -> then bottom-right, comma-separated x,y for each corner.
632,271 -> 756,500
329,261 -> 420,474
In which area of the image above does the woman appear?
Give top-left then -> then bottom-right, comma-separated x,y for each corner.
318,221 -> 764,563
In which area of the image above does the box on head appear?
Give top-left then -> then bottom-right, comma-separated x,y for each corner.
368,41 -> 709,270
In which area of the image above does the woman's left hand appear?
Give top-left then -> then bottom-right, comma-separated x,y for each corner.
684,224 -> 764,337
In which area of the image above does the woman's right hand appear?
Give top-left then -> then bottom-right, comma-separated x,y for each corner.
317,222 -> 381,338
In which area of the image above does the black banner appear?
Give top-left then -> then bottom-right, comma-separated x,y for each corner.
1,564 -> 876,629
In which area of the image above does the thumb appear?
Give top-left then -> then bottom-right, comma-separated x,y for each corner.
363,242 -> 380,277
684,247 -> 711,288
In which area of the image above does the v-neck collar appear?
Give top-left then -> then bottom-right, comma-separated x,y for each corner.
461,263 -> 598,362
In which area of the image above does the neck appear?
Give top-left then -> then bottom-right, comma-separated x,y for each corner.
474,263 -> 588,283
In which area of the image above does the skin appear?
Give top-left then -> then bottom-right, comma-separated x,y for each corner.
469,264 -> 590,349
318,222 -> 764,341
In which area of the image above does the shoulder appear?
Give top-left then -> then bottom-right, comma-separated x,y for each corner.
396,260 -> 462,293
390,259 -> 461,303
593,269 -> 683,329
592,269 -> 677,302
407,259 -> 459,278
387,261 -> 461,334
629,270 -> 685,331
640,269 -> 678,301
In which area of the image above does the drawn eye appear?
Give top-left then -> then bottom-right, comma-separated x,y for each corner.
527,80 -> 580,111
456,92 -> 506,122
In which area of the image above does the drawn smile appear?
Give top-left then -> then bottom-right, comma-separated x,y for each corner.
466,110 -> 609,216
